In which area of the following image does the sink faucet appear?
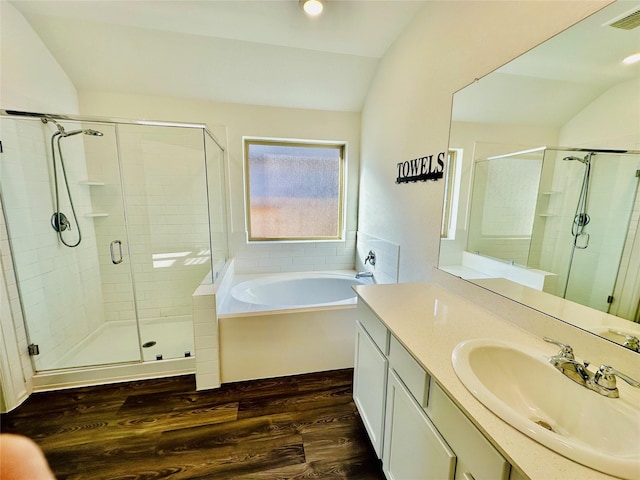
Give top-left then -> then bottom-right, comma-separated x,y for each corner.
608,329 -> 640,353
544,337 -> 590,384
543,337 -> 640,398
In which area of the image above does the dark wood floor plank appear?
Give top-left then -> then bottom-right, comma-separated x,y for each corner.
1,368 -> 385,480
43,434 -> 162,479
295,368 -> 354,393
237,384 -> 354,419
232,458 -> 384,480
303,421 -> 372,463
157,434 -> 307,480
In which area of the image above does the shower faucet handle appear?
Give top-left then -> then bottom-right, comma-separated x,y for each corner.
364,250 -> 376,266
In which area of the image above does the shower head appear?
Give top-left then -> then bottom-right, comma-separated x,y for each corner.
84,129 -> 103,136
41,118 -> 103,137
563,155 -> 589,165
62,129 -> 104,137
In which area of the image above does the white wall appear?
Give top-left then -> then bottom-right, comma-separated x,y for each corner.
0,1 -> 81,410
559,77 -> 640,150
78,92 -> 362,274
0,1 -> 79,113
358,0 -> 610,283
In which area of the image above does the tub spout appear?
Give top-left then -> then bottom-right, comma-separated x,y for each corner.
356,271 -> 373,279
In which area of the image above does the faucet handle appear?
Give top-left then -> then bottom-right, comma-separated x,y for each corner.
364,250 -> 376,266
543,337 -> 575,359
595,365 -> 640,391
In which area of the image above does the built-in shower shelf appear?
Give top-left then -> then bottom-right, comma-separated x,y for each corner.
541,191 -> 561,195
538,213 -> 558,217
78,181 -> 105,186
84,213 -> 109,218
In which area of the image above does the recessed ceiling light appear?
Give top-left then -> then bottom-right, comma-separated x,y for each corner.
622,52 -> 640,65
301,0 -> 323,17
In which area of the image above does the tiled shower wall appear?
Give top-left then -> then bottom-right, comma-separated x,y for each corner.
231,230 -> 357,274
86,125 -> 213,322
356,232 -> 400,284
0,118 -> 105,369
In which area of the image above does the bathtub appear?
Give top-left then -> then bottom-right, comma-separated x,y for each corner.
224,271 -> 369,313
218,271 -> 372,382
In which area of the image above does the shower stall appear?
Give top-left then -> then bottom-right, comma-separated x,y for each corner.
0,111 -> 228,382
465,146 -> 640,321
529,148 -> 640,320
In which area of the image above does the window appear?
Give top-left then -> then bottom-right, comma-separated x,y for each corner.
244,138 -> 345,241
441,149 -> 462,239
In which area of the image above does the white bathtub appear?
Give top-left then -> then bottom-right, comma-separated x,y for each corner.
226,271 -> 368,312
218,271 -> 372,382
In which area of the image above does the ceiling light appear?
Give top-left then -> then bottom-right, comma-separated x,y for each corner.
622,52 -> 640,65
301,0 -> 323,16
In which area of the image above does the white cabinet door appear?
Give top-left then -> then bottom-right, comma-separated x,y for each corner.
353,321 -> 388,458
383,369 -> 456,480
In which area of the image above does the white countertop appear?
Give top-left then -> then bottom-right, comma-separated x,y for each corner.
354,282 -> 638,480
472,277 -> 640,339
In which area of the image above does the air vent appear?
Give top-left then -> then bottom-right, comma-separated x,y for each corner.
609,9 -> 640,30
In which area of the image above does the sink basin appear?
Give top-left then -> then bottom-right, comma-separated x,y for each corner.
452,339 -> 640,479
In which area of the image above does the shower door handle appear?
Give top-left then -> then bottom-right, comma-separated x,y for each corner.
110,240 -> 123,264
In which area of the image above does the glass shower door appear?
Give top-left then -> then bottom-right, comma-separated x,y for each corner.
116,124 -> 210,362
0,116 -> 142,371
562,152 -> 640,313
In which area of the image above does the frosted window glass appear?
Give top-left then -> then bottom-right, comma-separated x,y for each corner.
245,141 -> 344,240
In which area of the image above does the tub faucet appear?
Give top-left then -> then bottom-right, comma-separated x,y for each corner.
356,271 -> 373,279
544,337 -> 640,398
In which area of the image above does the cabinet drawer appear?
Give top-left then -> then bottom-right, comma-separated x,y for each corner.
388,335 -> 429,407
357,302 -> 389,354
427,381 -> 510,480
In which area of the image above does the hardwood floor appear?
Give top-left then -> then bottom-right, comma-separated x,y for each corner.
1,369 -> 385,480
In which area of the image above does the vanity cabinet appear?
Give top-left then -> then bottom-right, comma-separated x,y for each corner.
383,369 -> 456,479
354,300 -> 512,480
353,303 -> 390,457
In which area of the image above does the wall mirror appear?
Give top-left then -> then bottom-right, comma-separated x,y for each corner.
439,0 -> 640,353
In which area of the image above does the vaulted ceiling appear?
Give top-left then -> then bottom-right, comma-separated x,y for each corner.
8,0 -> 640,123
10,0 -> 428,112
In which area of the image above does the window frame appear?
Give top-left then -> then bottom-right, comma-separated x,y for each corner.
243,137 -> 347,243
441,148 -> 462,240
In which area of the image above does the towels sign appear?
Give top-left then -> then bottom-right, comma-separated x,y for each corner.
396,152 -> 445,184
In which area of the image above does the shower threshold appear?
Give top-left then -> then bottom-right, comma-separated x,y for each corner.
31,356 -> 195,392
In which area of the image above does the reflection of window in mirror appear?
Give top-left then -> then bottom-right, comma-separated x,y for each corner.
441,148 -> 463,239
